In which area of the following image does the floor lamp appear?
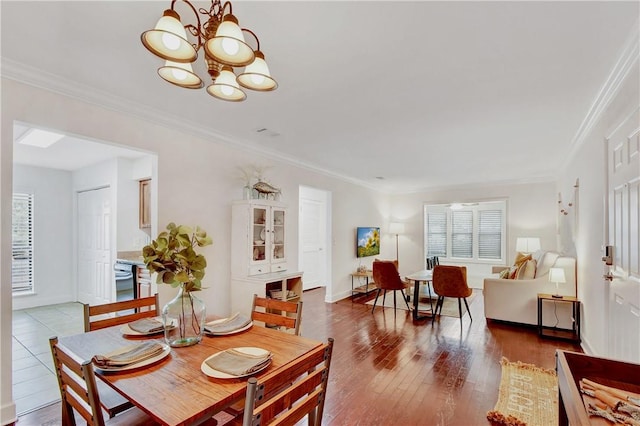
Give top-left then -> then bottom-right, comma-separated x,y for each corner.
389,222 -> 405,265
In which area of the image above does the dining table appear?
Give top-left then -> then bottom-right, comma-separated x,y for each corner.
58,320 -> 323,426
405,269 -> 434,321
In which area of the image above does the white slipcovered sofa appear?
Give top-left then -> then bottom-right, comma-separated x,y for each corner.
483,251 -> 577,326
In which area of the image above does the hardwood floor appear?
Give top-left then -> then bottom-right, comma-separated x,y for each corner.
16,287 -> 581,425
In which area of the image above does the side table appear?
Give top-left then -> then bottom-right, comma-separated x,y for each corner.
537,293 -> 581,343
351,271 -> 375,299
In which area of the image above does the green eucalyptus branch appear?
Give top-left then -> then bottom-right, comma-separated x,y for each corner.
142,222 -> 212,292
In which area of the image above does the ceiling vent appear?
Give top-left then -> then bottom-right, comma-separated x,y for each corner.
255,127 -> 280,138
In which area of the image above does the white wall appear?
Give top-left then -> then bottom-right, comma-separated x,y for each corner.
558,60 -> 640,357
116,158 -> 151,251
0,78 -> 387,424
390,181 -> 558,287
12,165 -> 73,310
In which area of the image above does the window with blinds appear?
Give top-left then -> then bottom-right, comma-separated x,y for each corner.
424,201 -> 506,262
12,192 -> 34,294
426,212 -> 447,257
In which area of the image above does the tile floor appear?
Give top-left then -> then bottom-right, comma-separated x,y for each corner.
12,302 -> 84,415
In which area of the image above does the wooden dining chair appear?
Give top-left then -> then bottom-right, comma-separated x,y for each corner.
49,336 -> 158,426
82,294 -> 159,417
371,259 -> 411,314
250,294 -> 303,336
220,294 -> 304,420
241,337 -> 334,426
431,265 -> 473,326
83,294 -> 159,332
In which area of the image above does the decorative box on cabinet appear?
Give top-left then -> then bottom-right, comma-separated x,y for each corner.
231,200 -> 288,277
231,271 -> 303,321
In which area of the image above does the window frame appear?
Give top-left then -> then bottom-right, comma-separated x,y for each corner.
12,191 -> 35,295
424,200 -> 507,264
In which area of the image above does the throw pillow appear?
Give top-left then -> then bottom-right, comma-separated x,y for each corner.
508,265 -> 519,279
514,252 -> 532,267
499,268 -> 511,279
516,259 -> 537,279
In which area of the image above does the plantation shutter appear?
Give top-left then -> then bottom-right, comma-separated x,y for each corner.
451,210 -> 473,258
426,212 -> 447,257
478,209 -> 502,259
12,193 -> 34,293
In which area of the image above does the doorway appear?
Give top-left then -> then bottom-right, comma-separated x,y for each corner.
11,122 -> 157,415
605,115 -> 640,362
299,186 -> 331,299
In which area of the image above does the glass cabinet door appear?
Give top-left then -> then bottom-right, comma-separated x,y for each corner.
272,207 -> 286,263
251,206 -> 268,263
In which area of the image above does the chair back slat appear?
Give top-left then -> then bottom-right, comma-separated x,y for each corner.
252,311 -> 298,330
84,294 -> 159,332
251,294 -> 303,335
49,336 -> 105,426
243,338 -> 334,426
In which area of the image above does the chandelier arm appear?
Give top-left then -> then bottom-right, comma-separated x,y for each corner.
221,1 -> 233,15
170,0 -> 204,51
241,28 -> 260,51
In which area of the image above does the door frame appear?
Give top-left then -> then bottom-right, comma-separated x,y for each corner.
298,186 -> 332,301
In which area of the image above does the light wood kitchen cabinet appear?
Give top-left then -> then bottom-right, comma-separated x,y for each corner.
136,265 -> 152,301
139,179 -> 151,229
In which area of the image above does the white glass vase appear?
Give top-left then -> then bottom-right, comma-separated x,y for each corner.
162,284 -> 206,347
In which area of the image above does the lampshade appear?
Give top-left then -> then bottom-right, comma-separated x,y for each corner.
515,237 -> 541,253
237,51 -> 278,91
158,61 -> 204,88
389,222 -> 405,235
206,66 -> 247,101
548,267 -> 566,284
141,9 -> 197,63
205,14 -> 255,67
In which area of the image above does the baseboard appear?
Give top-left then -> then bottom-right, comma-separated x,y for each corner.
1,401 -> 17,426
485,317 -> 537,329
12,293 -> 76,311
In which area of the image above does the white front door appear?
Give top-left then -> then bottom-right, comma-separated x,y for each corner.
606,116 -> 640,362
77,187 -> 112,305
299,186 -> 330,291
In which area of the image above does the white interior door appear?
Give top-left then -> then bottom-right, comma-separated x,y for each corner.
77,187 -> 112,305
606,117 -> 640,362
299,187 -> 329,291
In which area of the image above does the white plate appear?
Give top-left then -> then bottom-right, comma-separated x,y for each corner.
94,343 -> 171,372
201,347 -> 271,379
204,320 -> 253,336
120,318 -> 176,336
260,229 -> 266,240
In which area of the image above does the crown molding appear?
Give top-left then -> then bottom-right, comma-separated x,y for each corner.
564,20 -> 640,166
1,58 -> 381,191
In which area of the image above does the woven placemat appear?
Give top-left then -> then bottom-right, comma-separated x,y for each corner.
487,357 -> 558,426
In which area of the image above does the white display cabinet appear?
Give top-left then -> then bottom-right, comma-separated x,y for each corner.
231,200 -> 288,277
231,200 -> 304,318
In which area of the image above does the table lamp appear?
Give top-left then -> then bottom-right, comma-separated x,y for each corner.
549,267 -> 566,298
389,222 -> 405,264
516,237 -> 541,254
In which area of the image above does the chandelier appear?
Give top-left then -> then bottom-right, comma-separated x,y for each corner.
141,0 -> 277,102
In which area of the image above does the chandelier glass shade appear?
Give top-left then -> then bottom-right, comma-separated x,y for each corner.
158,60 -> 204,88
207,66 -> 246,101
140,0 -> 277,102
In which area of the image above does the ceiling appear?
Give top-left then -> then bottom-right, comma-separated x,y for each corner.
2,1 -> 638,191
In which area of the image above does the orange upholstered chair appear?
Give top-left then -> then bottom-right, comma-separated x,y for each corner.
432,265 -> 473,325
371,259 -> 411,314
